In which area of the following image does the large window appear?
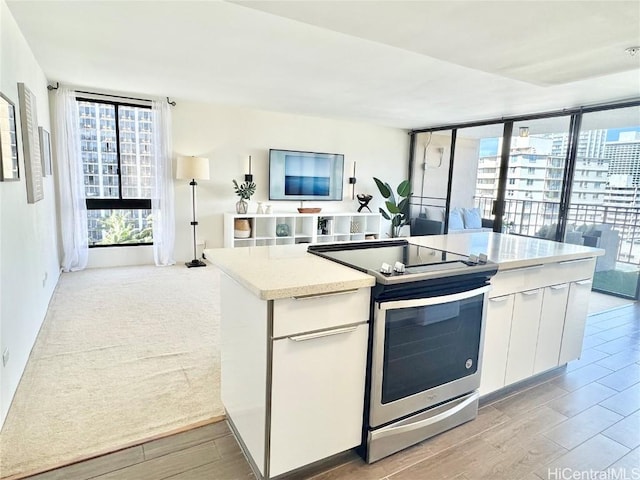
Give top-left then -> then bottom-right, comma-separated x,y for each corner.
78,99 -> 153,246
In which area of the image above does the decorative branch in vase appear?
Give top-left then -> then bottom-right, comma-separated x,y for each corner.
233,179 -> 256,214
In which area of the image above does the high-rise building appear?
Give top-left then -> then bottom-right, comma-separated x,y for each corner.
78,100 -> 153,245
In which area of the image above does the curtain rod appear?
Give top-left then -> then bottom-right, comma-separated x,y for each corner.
46,82 -> 176,106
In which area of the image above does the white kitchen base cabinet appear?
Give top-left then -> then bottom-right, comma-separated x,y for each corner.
220,272 -> 370,479
270,324 -> 368,477
480,295 -> 514,395
480,257 -> 597,397
534,284 -> 570,374
559,280 -> 593,364
504,289 -> 543,385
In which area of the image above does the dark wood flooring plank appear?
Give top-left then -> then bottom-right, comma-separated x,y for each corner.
143,421 -> 230,460
546,381 -> 617,418
550,363 -> 614,392
90,441 -> 219,480
27,447 -> 144,480
534,434 -> 630,477
598,382 -> 640,416
163,451 -> 255,480
597,363 -> 640,391
490,382 -> 569,417
602,410 -> 640,450
542,404 -> 623,450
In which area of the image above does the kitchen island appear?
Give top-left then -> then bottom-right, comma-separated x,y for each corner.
205,232 -> 602,479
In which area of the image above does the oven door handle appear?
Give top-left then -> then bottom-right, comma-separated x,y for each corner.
373,391 -> 480,440
377,285 -> 491,311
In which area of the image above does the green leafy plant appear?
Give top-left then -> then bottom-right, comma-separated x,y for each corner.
373,177 -> 412,237
232,179 -> 256,200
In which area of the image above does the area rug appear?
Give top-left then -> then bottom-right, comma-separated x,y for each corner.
0,264 -> 224,479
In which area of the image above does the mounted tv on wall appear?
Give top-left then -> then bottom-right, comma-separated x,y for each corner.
269,149 -> 344,201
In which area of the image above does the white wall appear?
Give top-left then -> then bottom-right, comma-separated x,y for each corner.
411,131 -> 480,217
0,0 -> 60,427
172,101 -> 409,258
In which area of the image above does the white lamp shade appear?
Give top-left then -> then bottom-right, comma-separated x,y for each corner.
176,156 -> 210,180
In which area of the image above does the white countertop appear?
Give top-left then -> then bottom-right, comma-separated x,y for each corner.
410,232 -> 603,270
205,233 -> 603,299
204,244 -> 375,300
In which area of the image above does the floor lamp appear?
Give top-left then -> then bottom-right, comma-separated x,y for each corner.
176,156 -> 210,268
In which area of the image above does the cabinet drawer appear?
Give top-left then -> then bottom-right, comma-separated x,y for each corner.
544,257 -> 596,284
273,287 -> 370,337
490,264 -> 545,298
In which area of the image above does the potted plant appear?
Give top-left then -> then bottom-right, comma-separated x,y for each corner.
233,179 -> 256,214
373,177 -> 412,237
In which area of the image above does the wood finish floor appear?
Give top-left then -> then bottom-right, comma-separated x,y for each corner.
23,303 -> 639,480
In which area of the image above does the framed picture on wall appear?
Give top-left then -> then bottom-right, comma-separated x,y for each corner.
39,127 -> 52,176
0,92 -> 20,181
17,82 -> 44,203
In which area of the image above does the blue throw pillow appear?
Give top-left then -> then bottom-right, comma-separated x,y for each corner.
462,208 -> 482,229
448,208 -> 465,230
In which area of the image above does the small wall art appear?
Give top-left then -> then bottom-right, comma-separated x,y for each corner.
0,92 -> 20,181
17,82 -> 43,203
39,127 -> 52,176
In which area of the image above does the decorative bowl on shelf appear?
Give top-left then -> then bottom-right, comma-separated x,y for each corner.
297,208 -> 322,213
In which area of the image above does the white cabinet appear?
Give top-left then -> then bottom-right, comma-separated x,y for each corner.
480,294 -> 514,395
504,289 -> 543,384
534,284 -> 570,374
482,258 -> 596,396
270,323 -> 368,477
220,276 -> 371,479
224,212 -> 381,248
559,279 -> 592,364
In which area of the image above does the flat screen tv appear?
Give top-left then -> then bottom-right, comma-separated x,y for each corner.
269,149 -> 344,201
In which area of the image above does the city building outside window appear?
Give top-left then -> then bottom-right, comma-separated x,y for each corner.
78,99 -> 153,246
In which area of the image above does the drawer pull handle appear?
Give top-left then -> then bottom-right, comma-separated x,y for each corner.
559,258 -> 590,265
576,279 -> 592,286
550,284 -> 569,290
513,264 -> 544,271
522,289 -> 540,296
490,296 -> 510,303
292,289 -> 359,300
288,326 -> 358,342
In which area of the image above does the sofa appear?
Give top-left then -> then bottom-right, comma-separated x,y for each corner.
411,206 -> 494,236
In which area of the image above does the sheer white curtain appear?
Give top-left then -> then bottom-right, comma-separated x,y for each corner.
151,99 -> 176,266
54,85 -> 88,271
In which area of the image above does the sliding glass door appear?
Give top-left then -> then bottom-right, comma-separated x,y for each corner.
564,106 -> 640,299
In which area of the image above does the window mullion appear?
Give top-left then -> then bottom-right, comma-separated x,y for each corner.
115,103 -> 123,200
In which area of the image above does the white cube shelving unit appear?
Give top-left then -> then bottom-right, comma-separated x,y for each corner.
224,212 -> 382,248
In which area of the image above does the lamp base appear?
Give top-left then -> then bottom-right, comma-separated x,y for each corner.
185,259 -> 207,268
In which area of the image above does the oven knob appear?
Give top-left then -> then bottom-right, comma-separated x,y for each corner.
393,261 -> 406,274
468,254 -> 479,264
380,262 -> 393,274
479,253 -> 488,264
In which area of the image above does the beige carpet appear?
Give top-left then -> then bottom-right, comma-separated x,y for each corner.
0,264 -> 223,479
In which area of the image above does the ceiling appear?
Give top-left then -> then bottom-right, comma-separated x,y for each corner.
6,0 -> 640,130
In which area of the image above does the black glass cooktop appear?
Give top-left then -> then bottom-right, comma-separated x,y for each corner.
309,239 -> 470,273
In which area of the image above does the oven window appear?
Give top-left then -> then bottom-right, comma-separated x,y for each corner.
382,293 -> 483,404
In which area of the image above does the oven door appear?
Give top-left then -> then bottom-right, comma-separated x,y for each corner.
370,285 -> 490,429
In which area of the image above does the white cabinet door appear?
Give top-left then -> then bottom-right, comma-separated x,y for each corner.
559,279 -> 592,364
533,284 -> 569,374
480,294 -> 514,395
504,289 -> 543,385
269,323 -> 368,477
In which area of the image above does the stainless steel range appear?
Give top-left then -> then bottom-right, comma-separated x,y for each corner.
308,239 -> 498,463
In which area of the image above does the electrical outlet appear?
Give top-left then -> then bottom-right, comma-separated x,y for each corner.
2,348 -> 9,367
